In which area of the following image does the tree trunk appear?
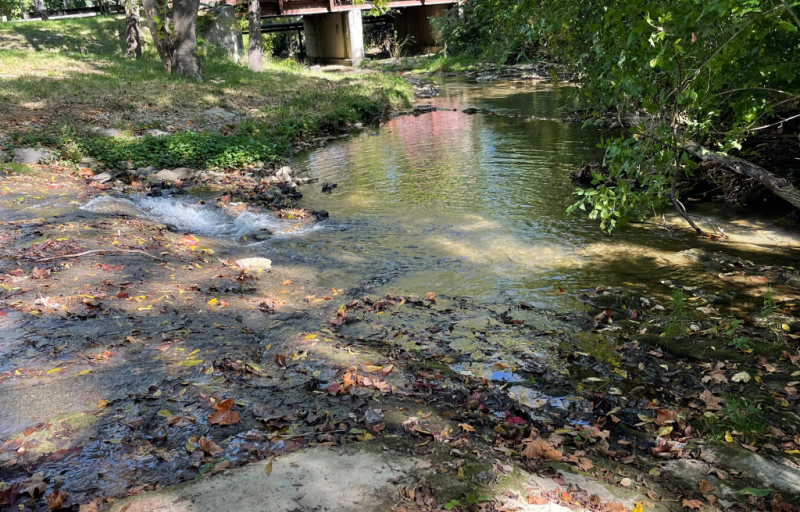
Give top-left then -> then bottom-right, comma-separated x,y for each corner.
247,0 -> 263,72
142,0 -> 173,73
125,1 -> 142,59
35,0 -> 49,20
685,143 -> 800,210
171,0 -> 202,80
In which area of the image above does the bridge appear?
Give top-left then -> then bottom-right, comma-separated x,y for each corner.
259,0 -> 455,65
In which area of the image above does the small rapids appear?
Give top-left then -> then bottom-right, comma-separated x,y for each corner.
81,195 -> 321,239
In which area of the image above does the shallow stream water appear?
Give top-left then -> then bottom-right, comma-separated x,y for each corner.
272,78 -> 798,306
70,78 -> 800,308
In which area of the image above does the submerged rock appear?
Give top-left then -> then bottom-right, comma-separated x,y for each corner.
235,257 -> 272,271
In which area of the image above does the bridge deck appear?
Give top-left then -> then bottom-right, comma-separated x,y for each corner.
260,0 -> 455,17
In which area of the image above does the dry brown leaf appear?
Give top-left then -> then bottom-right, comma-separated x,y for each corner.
208,398 -> 241,426
682,499 -> 703,510
577,457 -> 594,471
79,497 -> 104,512
699,389 -> 723,411
21,473 -> 47,497
458,423 -> 475,433
655,409 -> 678,426
521,439 -> 562,461
426,292 -> 436,303
698,479 -> 715,492
45,489 -> 67,510
198,436 -> 224,455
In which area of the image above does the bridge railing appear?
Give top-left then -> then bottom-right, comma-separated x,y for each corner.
259,0 -> 454,17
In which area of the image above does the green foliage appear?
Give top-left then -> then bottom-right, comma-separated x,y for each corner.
0,0 -> 32,19
700,396 -> 768,445
440,0 -> 800,232
664,289 -> 686,337
761,286 -> 777,318
728,336 -> 752,351
444,500 -> 462,510
17,96 -> 385,170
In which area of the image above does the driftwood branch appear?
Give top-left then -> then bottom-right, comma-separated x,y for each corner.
685,143 -> 800,210
38,249 -> 166,263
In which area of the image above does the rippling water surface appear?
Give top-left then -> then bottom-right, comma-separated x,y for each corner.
260,78 -> 780,306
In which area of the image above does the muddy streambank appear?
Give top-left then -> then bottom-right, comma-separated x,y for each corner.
1,79 -> 800,512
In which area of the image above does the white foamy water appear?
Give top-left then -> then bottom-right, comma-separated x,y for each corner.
82,195 -> 320,239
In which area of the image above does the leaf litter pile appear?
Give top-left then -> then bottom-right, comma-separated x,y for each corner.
0,167 -> 799,512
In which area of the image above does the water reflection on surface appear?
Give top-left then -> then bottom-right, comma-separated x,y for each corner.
277,78 -> 780,306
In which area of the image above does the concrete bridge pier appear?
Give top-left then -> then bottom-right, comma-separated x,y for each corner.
303,11 -> 364,66
393,4 -> 446,54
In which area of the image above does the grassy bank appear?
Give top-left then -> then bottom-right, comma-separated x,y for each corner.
0,16 -> 412,169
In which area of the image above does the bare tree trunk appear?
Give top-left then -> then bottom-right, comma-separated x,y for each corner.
686,143 -> 800,210
170,0 -> 202,80
35,0 -> 49,20
142,0 -> 173,73
247,0 -> 263,72
124,0 -> 142,59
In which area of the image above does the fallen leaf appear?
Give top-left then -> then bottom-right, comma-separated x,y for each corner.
655,409 -> 678,426
619,478 -> 632,487
521,439 -> 562,461
264,458 -> 273,474
46,489 -> 67,510
577,457 -> 594,471
198,436 -> 223,455
682,499 -> 702,510
21,473 -> 47,497
208,398 -> 241,426
458,423 -> 475,433
426,292 -> 436,303
96,399 -> 109,408
78,497 -> 104,512
731,371 -> 751,383
698,479 -> 715,492
738,487 -> 772,497
699,389 -> 723,410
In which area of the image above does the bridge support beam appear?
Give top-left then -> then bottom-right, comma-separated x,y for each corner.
393,4 -> 446,55
302,11 -> 364,66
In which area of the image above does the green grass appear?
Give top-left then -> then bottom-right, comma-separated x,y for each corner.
0,15 -> 412,169
699,396 -> 769,446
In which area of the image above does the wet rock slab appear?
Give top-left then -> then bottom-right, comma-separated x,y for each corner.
109,447 -> 414,512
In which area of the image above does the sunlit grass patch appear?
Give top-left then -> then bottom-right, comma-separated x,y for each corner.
0,15 -> 412,169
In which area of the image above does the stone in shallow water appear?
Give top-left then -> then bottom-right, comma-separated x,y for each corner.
235,257 -> 272,271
